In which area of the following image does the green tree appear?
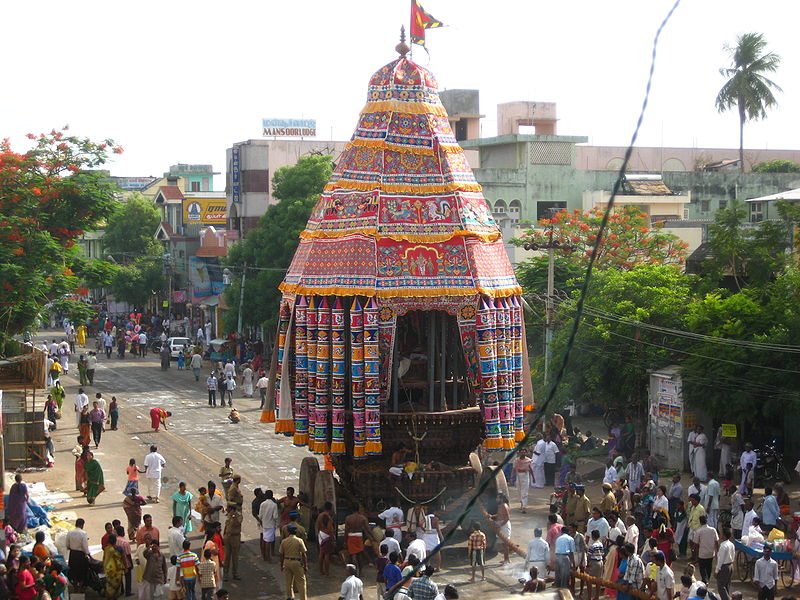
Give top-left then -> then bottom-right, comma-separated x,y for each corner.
110,260 -> 166,308
545,265 -> 693,411
0,128 -> 120,343
101,191 -> 165,307
702,200 -> 789,292
753,159 -> 800,173
223,154 -> 333,334
715,32 -> 782,172
680,271 -> 800,426
71,255 -> 121,289
103,192 -> 161,259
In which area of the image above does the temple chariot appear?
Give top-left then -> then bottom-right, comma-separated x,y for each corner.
268,41 -> 533,516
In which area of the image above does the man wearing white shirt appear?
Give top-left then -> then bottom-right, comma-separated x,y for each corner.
753,545 -> 779,600
73,388 -> 89,426
168,516 -> 185,558
138,332 -> 148,357
143,445 -> 166,501
255,373 -> 270,409
603,461 -> 618,485
66,518 -> 91,587
405,532 -> 427,562
742,499 -> 758,537
531,434 -> 546,489
258,492 -> 280,562
739,443 -> 757,493
706,473 -> 720,528
378,505 -> 404,534
654,552 -> 674,600
624,516 -> 639,547
688,477 -> 708,508
525,528 -> 549,575
543,435 -> 559,487
338,564 -> 363,600
381,529 -> 401,559
715,528 -> 735,600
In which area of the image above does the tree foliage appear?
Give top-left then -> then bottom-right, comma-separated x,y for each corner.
701,200 -> 789,291
680,270 -> 800,425
103,192 -> 161,258
110,259 -> 165,308
514,206 -> 688,270
545,265 -> 693,411
716,32 -> 782,172
223,154 -> 333,334
753,159 -> 800,173
0,128 -> 120,341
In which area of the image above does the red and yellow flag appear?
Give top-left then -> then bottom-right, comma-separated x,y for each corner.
410,0 -> 444,47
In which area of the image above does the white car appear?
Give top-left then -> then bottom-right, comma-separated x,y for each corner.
167,337 -> 191,359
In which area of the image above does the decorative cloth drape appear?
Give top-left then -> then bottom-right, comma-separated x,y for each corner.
330,299 -> 346,454
275,302 -> 295,435
306,297 -> 318,450
364,298 -> 382,455
350,298 -> 366,457
314,298 -> 331,454
292,296 -> 309,446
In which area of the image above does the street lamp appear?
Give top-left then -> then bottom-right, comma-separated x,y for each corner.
523,209 -> 575,387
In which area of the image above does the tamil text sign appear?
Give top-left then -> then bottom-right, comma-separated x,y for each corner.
184,197 -> 227,224
262,118 -> 316,137
231,146 -> 241,203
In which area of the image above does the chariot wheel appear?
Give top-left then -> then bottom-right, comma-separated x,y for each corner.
780,559 -> 794,589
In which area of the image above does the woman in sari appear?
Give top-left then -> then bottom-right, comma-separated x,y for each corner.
50,381 -> 65,411
84,452 -> 105,504
44,395 -> 58,430
202,528 -> 222,587
78,407 -> 91,447
655,518 -> 675,566
616,546 -> 630,600
149,407 -> 171,432
102,534 -> 124,599
603,535 -> 624,598
7,474 -> 29,533
72,439 -> 88,493
171,482 -> 194,533
77,355 -> 89,386
77,324 -> 87,347
123,486 -> 146,541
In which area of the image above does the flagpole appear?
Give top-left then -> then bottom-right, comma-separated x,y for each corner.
408,0 -> 413,59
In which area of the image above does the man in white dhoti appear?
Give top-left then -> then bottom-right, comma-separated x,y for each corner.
687,425 -> 708,481
532,434 -> 546,489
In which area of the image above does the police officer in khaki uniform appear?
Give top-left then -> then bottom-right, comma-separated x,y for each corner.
223,475 -> 244,580
280,524 -> 308,600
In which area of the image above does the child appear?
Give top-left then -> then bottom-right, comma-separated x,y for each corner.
228,408 -> 240,424
375,544 -> 389,600
198,549 -> 217,600
125,458 -> 146,495
177,351 -> 185,370
166,555 -> 182,600
467,521 -> 486,582
109,396 -> 119,430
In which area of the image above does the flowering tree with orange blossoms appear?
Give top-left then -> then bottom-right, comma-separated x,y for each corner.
514,206 -> 689,270
0,128 -> 120,344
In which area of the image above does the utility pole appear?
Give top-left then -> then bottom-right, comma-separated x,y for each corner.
523,209 -> 575,387
236,264 -> 247,335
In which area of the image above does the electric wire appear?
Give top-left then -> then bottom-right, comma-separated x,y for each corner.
385,2 -> 683,591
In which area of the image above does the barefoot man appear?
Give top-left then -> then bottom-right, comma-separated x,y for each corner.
344,504 -> 375,573
489,492 -> 512,565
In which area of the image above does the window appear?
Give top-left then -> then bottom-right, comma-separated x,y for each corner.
190,181 -> 200,192
700,200 -> 710,212
493,199 -> 507,214
536,201 -> 567,220
719,199 -> 727,210
454,119 -> 468,141
508,199 -> 521,223
749,202 -> 764,222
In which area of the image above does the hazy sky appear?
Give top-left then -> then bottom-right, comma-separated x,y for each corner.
1,1 -> 797,182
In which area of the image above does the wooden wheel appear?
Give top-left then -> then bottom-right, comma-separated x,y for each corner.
299,456 -> 320,502
469,452 -> 483,476
780,559 -> 794,589
736,550 -> 750,582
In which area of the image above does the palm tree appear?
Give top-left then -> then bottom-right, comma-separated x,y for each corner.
715,32 -> 782,172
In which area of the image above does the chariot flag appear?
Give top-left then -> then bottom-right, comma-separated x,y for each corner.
410,0 -> 443,47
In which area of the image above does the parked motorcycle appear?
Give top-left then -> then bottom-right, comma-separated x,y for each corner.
754,439 -> 792,485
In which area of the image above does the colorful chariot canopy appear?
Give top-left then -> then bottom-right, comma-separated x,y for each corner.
279,56 -> 522,300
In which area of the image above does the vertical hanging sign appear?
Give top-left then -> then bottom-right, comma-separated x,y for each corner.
231,146 -> 241,203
